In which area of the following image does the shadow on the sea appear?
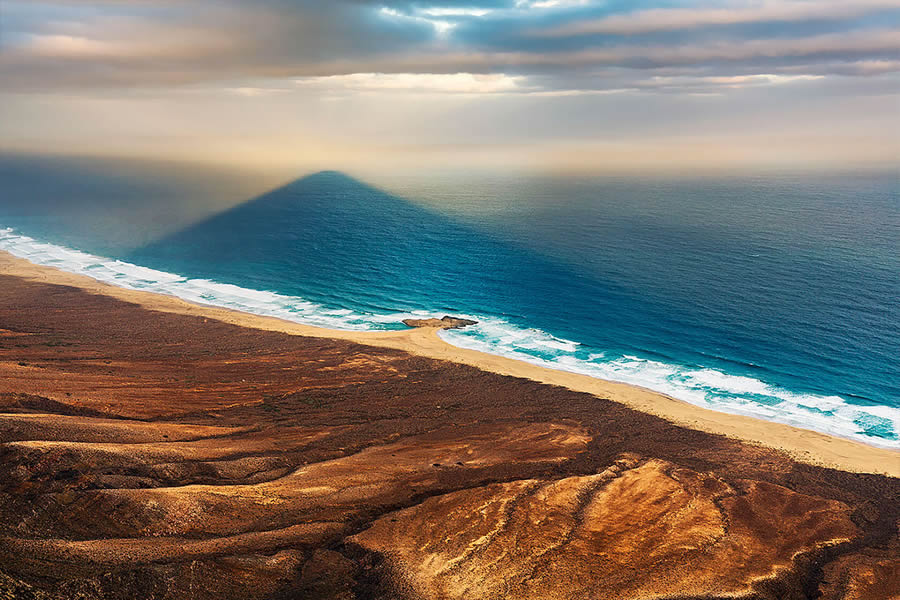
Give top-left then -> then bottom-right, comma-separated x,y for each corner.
127,170 -> 658,344
0,153 -> 278,255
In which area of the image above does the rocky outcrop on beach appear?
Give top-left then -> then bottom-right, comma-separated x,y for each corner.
1,271 -> 898,600
402,315 -> 477,329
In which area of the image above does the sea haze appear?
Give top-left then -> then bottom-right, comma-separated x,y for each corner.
1,157 -> 897,447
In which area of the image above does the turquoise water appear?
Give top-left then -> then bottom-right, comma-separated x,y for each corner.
1,158 -> 897,447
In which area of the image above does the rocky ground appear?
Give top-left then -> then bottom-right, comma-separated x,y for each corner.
0,273 -> 897,599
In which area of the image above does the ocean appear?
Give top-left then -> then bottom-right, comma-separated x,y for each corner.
1,156 -> 897,448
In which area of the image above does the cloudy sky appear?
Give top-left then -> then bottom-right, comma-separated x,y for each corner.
1,0 -> 898,173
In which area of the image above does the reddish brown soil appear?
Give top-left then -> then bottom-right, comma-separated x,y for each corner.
0,273 -> 897,600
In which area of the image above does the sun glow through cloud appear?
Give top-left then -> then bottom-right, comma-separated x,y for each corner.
295,72 -> 526,94
419,7 -> 492,17
0,0 -> 896,171
379,6 -> 456,35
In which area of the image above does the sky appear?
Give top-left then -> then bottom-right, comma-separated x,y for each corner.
1,0 -> 898,174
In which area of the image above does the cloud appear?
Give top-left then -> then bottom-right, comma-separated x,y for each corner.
226,87 -> 290,97
537,0 -> 900,36
18,28 -> 238,60
282,30 -> 900,77
294,72 -> 526,94
419,7 -> 493,17
0,0 -> 898,96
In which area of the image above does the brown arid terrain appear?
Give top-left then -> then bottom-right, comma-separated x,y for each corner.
0,265 -> 898,600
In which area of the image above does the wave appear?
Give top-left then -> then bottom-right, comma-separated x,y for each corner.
2,227 -> 897,449
441,319 -> 900,449
0,227 -> 432,331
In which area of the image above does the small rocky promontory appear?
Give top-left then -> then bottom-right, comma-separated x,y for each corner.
402,315 -> 477,329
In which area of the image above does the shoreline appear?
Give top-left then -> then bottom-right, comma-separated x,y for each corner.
1,249 -> 896,476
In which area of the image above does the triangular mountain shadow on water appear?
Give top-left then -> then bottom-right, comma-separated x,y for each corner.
132,170 -> 456,266
128,170 -> 609,315
128,170 -> 661,346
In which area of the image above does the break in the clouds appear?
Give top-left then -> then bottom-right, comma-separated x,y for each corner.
2,0 -> 899,93
0,0 -> 897,171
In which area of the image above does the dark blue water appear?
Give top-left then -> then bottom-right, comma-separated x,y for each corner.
1,161 -> 898,446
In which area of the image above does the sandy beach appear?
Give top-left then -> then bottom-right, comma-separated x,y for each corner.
0,250 -> 895,476
1,248 -> 898,600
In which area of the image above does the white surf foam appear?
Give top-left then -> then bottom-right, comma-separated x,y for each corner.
441,317 -> 900,449
0,228 -> 390,331
2,227 -> 897,449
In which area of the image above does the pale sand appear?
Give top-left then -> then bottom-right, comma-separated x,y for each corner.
1,250 -> 896,477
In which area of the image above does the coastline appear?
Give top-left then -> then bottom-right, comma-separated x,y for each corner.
1,249 -> 896,476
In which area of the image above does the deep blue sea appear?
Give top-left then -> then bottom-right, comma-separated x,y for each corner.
1,156 -> 898,448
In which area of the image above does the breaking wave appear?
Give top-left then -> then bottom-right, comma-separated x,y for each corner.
2,226 -> 897,449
